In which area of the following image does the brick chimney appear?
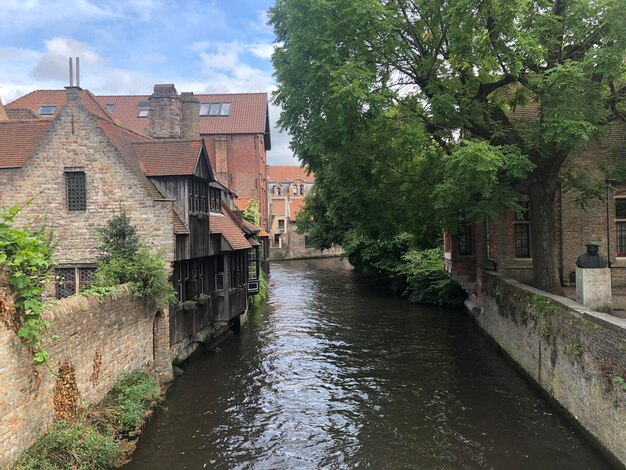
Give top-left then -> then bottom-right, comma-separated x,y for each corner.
0,96 -> 7,121
65,86 -> 82,101
180,92 -> 200,138
148,84 -> 182,139
215,137 -> 230,184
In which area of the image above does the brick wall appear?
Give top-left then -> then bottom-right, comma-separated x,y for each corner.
0,90 -> 176,280
474,272 -> 626,466
0,286 -> 172,467
205,134 -> 269,230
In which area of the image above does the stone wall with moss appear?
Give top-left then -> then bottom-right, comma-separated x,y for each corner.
472,272 -> 626,465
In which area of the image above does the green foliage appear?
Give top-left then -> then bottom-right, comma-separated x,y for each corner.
16,369 -> 160,469
0,203 -> 54,366
97,211 -> 139,262
613,375 -> 626,392
343,233 -> 466,307
243,199 -> 261,226
93,213 -> 176,308
397,248 -> 467,308
102,370 -> 161,438
270,0 -> 626,292
80,284 -> 117,299
570,340 -> 584,361
15,420 -> 123,470
250,270 -> 269,307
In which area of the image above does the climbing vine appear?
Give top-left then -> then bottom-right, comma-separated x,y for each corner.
0,203 -> 54,365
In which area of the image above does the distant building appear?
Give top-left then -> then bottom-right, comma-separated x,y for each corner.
268,165 -> 342,260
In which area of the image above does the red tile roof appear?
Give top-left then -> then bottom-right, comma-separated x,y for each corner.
209,211 -> 251,251
0,120 -> 52,169
132,139 -> 203,176
95,93 -> 269,136
235,197 -> 252,211
5,108 -> 38,120
242,218 -> 261,233
7,89 -> 123,125
289,198 -> 305,222
268,165 -> 314,183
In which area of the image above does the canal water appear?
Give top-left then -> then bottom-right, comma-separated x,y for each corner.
126,258 -> 613,469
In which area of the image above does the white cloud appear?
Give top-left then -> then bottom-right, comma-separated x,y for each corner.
195,41 -> 275,92
248,43 -> 274,60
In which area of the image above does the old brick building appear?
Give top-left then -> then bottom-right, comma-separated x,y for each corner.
2,85 -> 259,361
268,165 -> 342,260
93,90 -> 272,231
445,123 -> 626,303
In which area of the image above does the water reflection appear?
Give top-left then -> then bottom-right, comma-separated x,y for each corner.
125,258 -> 613,470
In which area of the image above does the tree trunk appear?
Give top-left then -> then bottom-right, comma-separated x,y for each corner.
528,181 -> 564,296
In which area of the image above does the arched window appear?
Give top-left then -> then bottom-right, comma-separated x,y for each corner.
300,185 -> 305,196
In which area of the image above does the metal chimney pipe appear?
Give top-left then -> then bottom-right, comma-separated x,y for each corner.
76,57 -> 80,87
69,58 -> 73,87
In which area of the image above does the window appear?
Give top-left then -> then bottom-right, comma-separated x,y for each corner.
188,179 -> 209,213
458,223 -> 472,256
304,235 -> 313,248
215,255 -> 225,291
299,185 -> 305,196
514,202 -> 531,258
137,101 -> 150,117
199,102 -> 231,116
173,258 -> 210,302
38,105 -> 56,115
65,170 -> 86,211
105,103 -> 115,111
616,198 -> 626,256
248,247 -> 259,281
210,188 -> 221,213
56,266 -> 96,299
278,219 -> 285,230
229,251 -> 247,288
275,185 -> 281,196
293,185 -> 298,195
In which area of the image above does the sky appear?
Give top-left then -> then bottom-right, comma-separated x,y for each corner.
0,0 -> 297,165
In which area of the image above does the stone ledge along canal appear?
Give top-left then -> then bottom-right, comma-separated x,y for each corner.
125,258 -> 614,469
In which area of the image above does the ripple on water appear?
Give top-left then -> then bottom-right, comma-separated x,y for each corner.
124,258 -> 614,470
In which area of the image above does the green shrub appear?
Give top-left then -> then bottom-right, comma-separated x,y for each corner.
250,270 -> 269,307
15,420 -> 123,470
92,213 -> 176,308
396,248 -> 466,307
102,370 -> 161,438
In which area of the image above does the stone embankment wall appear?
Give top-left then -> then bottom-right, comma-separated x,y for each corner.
0,286 -> 172,467
469,272 -> 626,466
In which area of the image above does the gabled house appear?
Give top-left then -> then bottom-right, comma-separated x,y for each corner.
1,85 -> 258,361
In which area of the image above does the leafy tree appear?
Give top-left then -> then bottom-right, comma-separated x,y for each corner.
271,0 -> 626,294
96,211 -> 139,262
243,199 -> 261,226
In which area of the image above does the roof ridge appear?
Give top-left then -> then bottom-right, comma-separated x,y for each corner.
96,117 -> 153,141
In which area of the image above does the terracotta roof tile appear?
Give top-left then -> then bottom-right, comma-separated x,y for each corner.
6,108 -> 39,120
209,211 -> 251,251
173,210 -> 188,234
258,230 -> 270,237
95,93 -> 269,136
289,199 -> 305,222
7,89 -> 124,125
242,218 -> 261,233
234,197 -> 252,211
0,120 -> 52,168
132,139 -> 203,176
268,165 -> 314,183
